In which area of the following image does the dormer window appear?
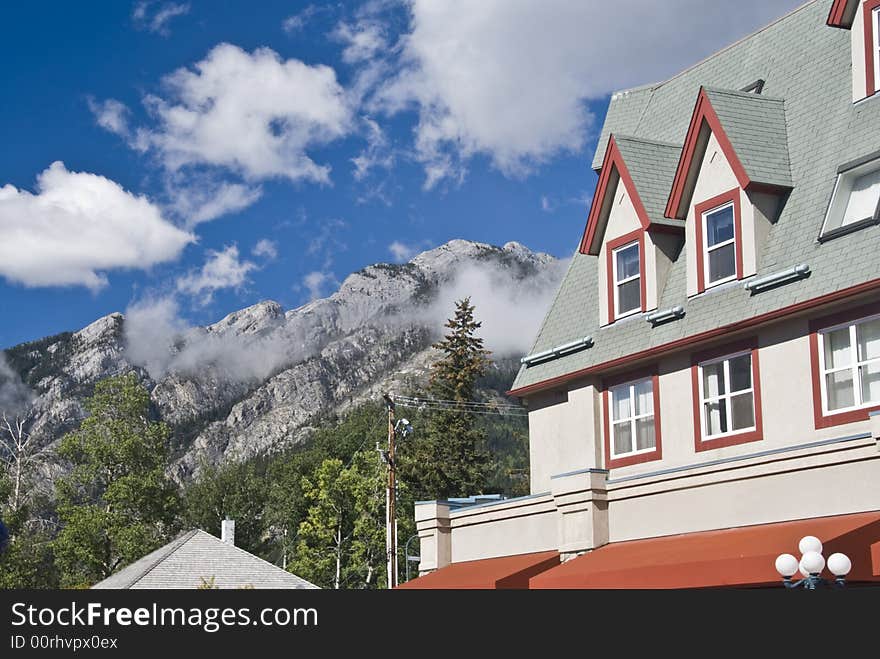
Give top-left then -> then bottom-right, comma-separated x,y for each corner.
612,241 -> 641,318
827,0 -> 880,101
702,201 -> 736,286
819,156 -> 880,241
693,188 -> 743,293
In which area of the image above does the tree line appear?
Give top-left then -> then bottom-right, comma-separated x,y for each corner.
0,298 -> 528,589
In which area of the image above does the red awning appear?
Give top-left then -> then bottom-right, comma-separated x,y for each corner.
531,510 -> 880,589
398,551 -> 560,589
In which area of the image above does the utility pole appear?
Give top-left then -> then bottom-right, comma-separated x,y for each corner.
382,393 -> 398,589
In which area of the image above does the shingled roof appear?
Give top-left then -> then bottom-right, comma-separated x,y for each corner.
511,0 -> 880,394
614,135 -> 683,226
91,530 -> 318,590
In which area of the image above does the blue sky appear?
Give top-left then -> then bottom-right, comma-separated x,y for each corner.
0,0 -> 803,349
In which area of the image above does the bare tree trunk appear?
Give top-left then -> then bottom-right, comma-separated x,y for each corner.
334,524 -> 342,590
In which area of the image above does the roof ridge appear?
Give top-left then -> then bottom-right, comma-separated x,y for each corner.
119,529 -> 200,589
612,134 -> 682,149
702,86 -> 785,103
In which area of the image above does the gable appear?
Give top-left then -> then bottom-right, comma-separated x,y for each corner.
581,135 -> 683,256
665,87 -> 792,220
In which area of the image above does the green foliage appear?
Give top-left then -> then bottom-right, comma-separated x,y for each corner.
0,493 -> 59,589
53,374 -> 180,588
287,450 -> 387,589
183,461 -> 268,555
401,297 -> 494,500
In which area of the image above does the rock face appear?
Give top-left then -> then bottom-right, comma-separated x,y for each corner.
1,240 -> 562,482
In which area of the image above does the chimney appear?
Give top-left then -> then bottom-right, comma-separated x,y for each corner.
221,518 -> 235,546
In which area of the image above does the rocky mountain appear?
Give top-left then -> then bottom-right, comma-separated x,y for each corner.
1,240 -> 563,483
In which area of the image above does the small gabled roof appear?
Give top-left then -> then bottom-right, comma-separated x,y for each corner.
665,87 -> 792,220
91,529 -> 319,590
580,135 -> 683,255
826,0 -> 859,28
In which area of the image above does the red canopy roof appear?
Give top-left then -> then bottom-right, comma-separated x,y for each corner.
531,511 -> 880,589
397,551 -> 559,590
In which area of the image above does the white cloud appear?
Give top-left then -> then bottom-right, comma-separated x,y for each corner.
176,244 -> 256,304
133,1 -> 190,36
375,0 -> 804,187
282,5 -> 321,33
351,117 -> 394,181
0,162 -> 193,290
333,20 -> 387,64
87,97 -> 130,137
252,239 -> 278,260
302,270 -> 338,301
425,258 -> 569,356
166,176 -> 262,227
0,353 -> 32,414
135,43 -> 352,184
540,195 -> 555,213
388,241 -> 417,263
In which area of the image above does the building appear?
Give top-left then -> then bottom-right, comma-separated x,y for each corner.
92,520 -> 318,589
402,0 -> 880,589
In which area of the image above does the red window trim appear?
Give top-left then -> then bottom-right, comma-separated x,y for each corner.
865,0 -> 880,97
605,229 -> 647,324
692,187 -> 743,294
808,299 -> 880,429
690,337 -> 763,452
827,0 -> 856,28
602,366 -> 662,469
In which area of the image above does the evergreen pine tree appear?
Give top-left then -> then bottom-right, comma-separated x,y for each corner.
403,297 -> 492,500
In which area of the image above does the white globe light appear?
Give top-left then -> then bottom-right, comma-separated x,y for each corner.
827,552 -> 852,577
799,550 -> 825,575
799,563 -> 811,578
798,535 -> 823,555
775,553 -> 799,577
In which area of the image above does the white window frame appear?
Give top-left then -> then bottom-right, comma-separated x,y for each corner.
701,201 -> 737,288
817,312 -> 880,416
611,241 -> 641,319
608,377 -> 656,459
874,7 -> 880,93
697,349 -> 756,441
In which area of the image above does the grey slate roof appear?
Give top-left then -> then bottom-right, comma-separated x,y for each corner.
613,135 -> 683,226
512,0 -> 880,392
91,530 -> 319,589
703,87 -> 792,189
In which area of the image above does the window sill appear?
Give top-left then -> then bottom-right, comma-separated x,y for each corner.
814,404 -> 880,429
817,216 -> 880,243
695,428 -> 762,452
606,447 -> 662,470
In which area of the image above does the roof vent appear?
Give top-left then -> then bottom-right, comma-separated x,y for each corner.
740,79 -> 765,94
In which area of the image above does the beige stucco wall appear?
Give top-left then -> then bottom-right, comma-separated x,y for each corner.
685,131 -> 759,296
852,1 -> 869,102
607,437 -> 880,542
598,177 -> 643,325
448,494 -> 559,562
527,380 -> 601,494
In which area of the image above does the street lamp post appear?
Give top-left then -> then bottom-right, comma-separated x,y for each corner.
774,535 -> 852,589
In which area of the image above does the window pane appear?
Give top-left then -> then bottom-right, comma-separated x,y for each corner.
860,362 -> 880,405
823,327 -> 851,369
702,362 -> 725,398
842,167 -> 880,225
633,379 -> 653,416
825,370 -> 855,410
730,392 -> 755,431
617,279 -> 641,314
856,318 -> 880,362
613,422 -> 633,455
635,417 -> 655,451
705,205 -> 734,247
611,386 -> 631,422
615,243 -> 640,281
728,354 -> 752,392
708,243 -> 736,283
704,400 -> 727,435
